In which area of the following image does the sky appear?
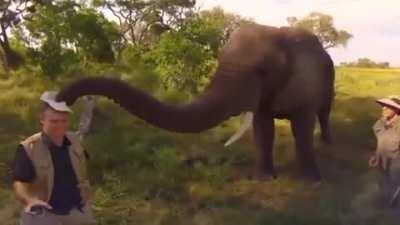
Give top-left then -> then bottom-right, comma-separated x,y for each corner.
196,0 -> 400,66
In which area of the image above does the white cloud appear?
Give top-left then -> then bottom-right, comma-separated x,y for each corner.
197,0 -> 400,66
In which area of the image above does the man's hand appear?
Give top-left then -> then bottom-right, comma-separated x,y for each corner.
369,154 -> 377,167
369,154 -> 391,170
24,198 -> 52,214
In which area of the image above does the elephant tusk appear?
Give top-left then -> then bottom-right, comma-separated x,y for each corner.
224,112 -> 254,147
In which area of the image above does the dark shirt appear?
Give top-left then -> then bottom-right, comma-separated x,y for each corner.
13,133 -> 89,215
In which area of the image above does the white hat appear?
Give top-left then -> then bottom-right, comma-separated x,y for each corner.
376,96 -> 400,111
40,91 -> 73,113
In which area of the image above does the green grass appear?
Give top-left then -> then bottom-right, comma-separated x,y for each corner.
1,67 -> 400,224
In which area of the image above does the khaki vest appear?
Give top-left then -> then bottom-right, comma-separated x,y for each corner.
20,132 -> 91,203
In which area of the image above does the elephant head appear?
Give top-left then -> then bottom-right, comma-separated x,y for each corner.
57,23 -> 334,182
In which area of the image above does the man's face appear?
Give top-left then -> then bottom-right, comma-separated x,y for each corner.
382,106 -> 397,120
40,108 -> 69,138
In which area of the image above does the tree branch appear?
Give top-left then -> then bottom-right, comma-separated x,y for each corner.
105,2 -> 123,26
323,43 -> 335,50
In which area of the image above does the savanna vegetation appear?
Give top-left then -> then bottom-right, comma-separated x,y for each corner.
340,58 -> 391,69
0,0 -> 399,224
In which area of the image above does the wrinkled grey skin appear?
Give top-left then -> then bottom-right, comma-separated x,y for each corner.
57,23 -> 334,182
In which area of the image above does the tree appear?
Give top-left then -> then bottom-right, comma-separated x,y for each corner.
0,0 -> 38,70
146,7 -> 252,94
146,30 -> 215,94
21,1 -> 120,77
196,6 -> 253,55
287,12 -> 352,49
340,58 -> 390,68
93,0 -> 196,48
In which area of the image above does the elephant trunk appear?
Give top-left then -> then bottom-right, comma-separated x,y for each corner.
56,71 -> 261,133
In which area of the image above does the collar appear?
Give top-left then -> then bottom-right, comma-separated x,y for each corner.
41,132 -> 71,149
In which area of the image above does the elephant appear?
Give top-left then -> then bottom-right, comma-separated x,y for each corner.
56,23 -> 335,182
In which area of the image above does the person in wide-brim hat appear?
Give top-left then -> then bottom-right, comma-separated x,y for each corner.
366,95 -> 400,208
370,96 -> 400,166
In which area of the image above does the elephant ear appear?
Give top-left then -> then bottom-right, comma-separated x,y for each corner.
260,30 -> 293,82
275,27 -> 305,72
271,49 -> 288,72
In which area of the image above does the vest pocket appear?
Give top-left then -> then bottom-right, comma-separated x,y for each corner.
35,161 -> 51,186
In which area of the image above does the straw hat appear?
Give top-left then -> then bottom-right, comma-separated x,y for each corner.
376,95 -> 400,111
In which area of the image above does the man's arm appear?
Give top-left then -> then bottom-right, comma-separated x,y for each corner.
12,145 -> 51,212
13,181 -> 35,204
372,119 -> 384,136
14,181 -> 52,212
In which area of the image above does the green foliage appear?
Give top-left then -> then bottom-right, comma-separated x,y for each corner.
68,9 -> 120,62
154,147 -> 181,173
93,171 -> 129,209
22,1 -> 120,78
0,0 -> 36,70
145,6 -> 252,95
287,12 -> 352,49
118,45 -> 161,93
93,0 -> 196,46
146,30 -> 216,94
197,7 -> 253,53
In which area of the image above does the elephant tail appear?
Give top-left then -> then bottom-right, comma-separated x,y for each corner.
318,53 -> 335,145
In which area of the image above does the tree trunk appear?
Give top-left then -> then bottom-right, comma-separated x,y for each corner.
0,48 -> 8,73
0,25 -> 22,70
75,96 -> 96,141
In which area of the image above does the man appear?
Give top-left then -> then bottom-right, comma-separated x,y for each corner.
13,91 -> 95,225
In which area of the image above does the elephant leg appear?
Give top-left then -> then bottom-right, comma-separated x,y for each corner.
253,110 -> 276,180
290,110 -> 321,182
318,104 -> 332,144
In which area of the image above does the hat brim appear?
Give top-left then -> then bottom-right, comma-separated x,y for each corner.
45,101 -> 73,113
376,99 -> 400,111
40,91 -> 73,113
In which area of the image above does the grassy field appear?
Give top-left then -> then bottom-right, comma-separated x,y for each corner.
1,67 -> 400,225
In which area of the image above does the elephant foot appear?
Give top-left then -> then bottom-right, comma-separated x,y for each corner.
320,133 -> 332,145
